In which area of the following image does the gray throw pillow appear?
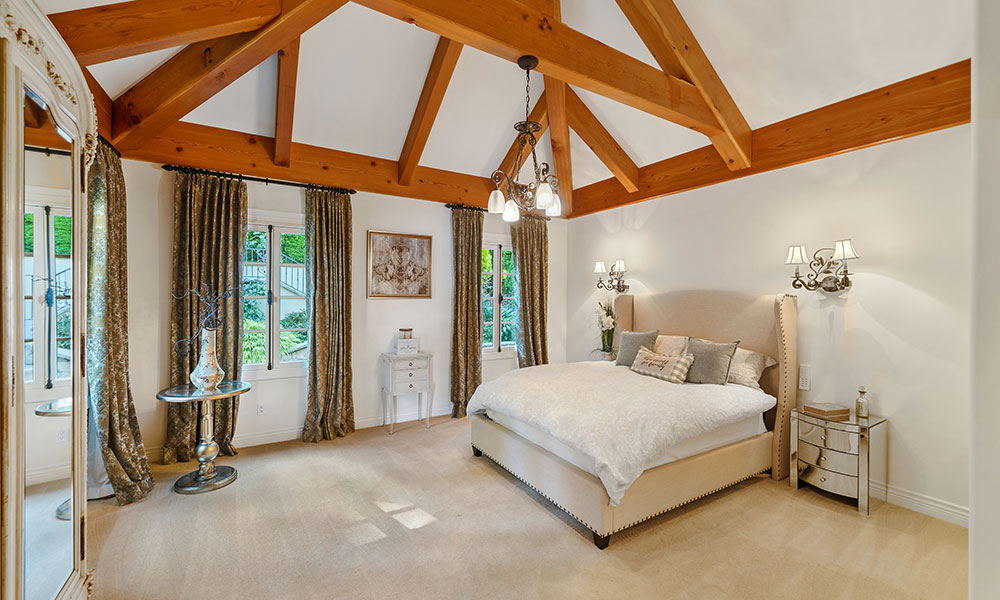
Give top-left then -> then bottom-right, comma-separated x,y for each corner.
685,337 -> 740,384
615,330 -> 659,366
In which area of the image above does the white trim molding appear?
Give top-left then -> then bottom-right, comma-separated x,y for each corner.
872,482 -> 969,528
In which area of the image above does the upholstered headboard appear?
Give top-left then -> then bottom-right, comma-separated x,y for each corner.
613,292 -> 799,480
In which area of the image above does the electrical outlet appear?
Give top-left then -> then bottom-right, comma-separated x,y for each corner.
799,365 -> 811,391
256,403 -> 265,416
56,427 -> 69,443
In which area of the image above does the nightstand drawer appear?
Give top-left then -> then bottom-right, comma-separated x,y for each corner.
392,369 -> 428,384
392,358 -> 428,371
394,379 -> 428,393
798,441 -> 858,476
799,420 -> 859,454
798,460 -> 858,499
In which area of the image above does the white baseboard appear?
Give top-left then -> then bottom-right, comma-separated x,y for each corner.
26,464 -> 71,487
872,482 -> 968,527
353,406 -> 454,430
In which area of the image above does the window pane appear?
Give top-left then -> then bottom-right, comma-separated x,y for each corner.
280,298 -> 307,329
242,332 -> 266,365
55,338 -> 71,379
280,331 -> 309,362
501,249 -> 514,273
55,298 -> 71,339
23,341 -> 33,383
482,299 -> 494,324
501,323 -> 516,346
23,255 -> 33,291
24,213 -> 33,254
280,233 -> 305,265
243,298 -> 267,330
481,274 -> 494,298
245,230 -> 267,263
53,215 -> 72,256
24,298 -> 32,341
501,274 -> 516,297
241,267 -> 267,297
481,248 -> 494,273
54,256 -> 72,293
482,324 -> 494,348
501,299 -> 517,322
279,265 -> 306,298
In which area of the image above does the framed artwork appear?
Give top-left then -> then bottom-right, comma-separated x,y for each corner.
367,230 -> 432,298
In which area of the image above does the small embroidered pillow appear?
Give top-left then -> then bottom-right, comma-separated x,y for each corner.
630,347 -> 695,384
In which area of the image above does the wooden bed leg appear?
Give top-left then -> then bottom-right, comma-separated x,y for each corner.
592,532 -> 611,550
472,445 -> 483,457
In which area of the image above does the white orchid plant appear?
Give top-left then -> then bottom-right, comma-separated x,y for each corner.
597,301 -> 616,352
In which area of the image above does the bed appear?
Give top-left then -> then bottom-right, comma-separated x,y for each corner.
468,291 -> 798,548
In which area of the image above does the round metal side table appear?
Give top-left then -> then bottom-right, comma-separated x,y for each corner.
34,396 -> 73,519
156,381 -> 251,494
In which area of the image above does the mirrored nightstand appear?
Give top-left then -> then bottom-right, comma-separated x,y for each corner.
790,408 -> 888,515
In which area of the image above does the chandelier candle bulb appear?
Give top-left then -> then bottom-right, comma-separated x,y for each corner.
535,182 -> 554,209
546,193 -> 562,217
488,190 -> 505,214
502,199 -> 520,222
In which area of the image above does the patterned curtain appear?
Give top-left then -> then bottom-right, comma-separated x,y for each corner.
302,187 -> 354,441
511,214 -> 548,367
86,138 -> 154,504
163,171 -> 247,463
450,206 -> 484,417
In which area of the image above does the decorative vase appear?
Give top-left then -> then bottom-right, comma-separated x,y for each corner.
190,328 -> 225,390
855,386 -> 869,418
600,329 -> 614,353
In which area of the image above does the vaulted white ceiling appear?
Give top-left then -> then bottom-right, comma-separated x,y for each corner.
39,0 -> 973,189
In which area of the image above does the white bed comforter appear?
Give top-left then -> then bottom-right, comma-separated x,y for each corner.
467,361 -> 776,505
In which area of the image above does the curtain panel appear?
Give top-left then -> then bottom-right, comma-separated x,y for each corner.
450,206 -> 484,417
302,187 -> 355,441
164,172 -> 247,463
511,214 -> 549,367
86,139 -> 154,504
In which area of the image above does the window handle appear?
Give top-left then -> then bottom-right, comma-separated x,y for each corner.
267,290 -> 273,305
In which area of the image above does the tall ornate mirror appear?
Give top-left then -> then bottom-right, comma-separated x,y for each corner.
0,1 -> 97,598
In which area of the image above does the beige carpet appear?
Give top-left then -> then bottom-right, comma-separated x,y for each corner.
88,417 -> 967,600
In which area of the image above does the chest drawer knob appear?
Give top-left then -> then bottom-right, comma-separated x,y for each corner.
409,372 -> 413,377
820,477 -> 827,483
408,384 -> 413,389
820,456 -> 827,462
408,361 -> 413,367
820,435 -> 827,441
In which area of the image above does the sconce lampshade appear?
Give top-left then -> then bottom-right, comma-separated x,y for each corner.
613,259 -> 627,273
488,189 -> 505,214
785,245 -> 808,265
832,239 -> 860,261
502,199 -> 520,222
593,261 -> 607,274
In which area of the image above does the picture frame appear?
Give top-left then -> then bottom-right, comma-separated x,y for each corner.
367,230 -> 432,298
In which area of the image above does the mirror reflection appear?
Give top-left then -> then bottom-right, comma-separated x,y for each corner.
22,87 -> 74,600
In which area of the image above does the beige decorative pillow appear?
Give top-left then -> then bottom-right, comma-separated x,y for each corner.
654,335 -> 688,357
728,347 -> 778,389
630,347 -> 695,384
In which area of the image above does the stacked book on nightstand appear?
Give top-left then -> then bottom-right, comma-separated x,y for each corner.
802,402 -> 850,421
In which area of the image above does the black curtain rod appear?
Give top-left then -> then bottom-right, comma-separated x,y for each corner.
161,164 -> 356,194
445,203 -> 487,212
26,145 -> 72,157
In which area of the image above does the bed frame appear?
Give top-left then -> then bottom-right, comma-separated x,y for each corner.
470,291 -> 798,548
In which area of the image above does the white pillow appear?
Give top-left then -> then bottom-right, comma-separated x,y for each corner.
728,347 -> 778,389
654,335 -> 687,357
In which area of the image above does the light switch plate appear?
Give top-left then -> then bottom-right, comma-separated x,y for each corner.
56,427 -> 69,443
799,365 -> 811,391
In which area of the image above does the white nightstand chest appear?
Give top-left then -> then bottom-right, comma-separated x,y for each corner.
790,408 -> 888,514
380,352 -> 434,434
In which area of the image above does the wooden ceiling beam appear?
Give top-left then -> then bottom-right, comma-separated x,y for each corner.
398,36 -> 463,185
273,37 -> 300,167
616,0 -> 751,171
571,60 -> 971,217
497,90 -> 547,177
351,0 -> 720,135
111,0 -> 348,152
121,121 -> 495,207
83,69 -> 114,141
565,88 -> 638,193
49,0 -> 282,66
541,0 -> 571,211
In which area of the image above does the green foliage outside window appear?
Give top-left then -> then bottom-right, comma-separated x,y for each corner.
24,214 -> 33,253
53,215 -> 72,255
281,233 -> 305,264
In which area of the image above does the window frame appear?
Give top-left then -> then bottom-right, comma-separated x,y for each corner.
481,233 -> 517,361
241,217 -> 309,379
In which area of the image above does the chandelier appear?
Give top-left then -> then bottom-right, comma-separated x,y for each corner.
487,55 -> 561,222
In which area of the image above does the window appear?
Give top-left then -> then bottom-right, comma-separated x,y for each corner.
23,206 -> 72,387
241,226 -> 309,369
481,241 -> 517,354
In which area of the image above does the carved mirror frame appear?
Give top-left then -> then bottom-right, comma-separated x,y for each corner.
0,0 -> 97,598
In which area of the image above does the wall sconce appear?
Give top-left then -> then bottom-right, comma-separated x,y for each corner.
595,259 -> 629,293
785,239 -> 859,293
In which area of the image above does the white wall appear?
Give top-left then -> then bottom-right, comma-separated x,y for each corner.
117,160 -> 568,461
566,126 -> 972,525
971,0 -> 999,593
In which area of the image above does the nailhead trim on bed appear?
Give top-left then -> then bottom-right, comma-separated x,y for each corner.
774,294 -> 796,481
